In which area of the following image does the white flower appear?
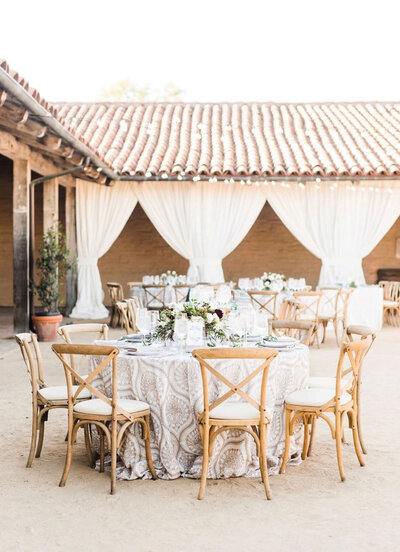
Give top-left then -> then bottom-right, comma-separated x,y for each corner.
206,313 -> 214,323
191,316 -> 204,323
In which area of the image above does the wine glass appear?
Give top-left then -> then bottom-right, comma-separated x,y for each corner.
174,315 -> 188,352
150,311 -> 159,331
255,310 -> 268,337
136,309 -> 151,344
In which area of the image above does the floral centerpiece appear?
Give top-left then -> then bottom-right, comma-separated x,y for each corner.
154,300 -> 226,342
261,272 -> 286,291
160,270 -> 178,283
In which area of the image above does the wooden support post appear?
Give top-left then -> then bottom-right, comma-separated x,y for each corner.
65,186 -> 77,315
13,159 -> 30,332
43,178 -> 59,232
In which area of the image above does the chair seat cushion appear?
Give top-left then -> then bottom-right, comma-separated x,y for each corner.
285,387 -> 350,407
209,402 -> 261,420
73,398 -> 149,416
319,312 -> 335,320
39,385 -> 91,401
383,300 -> 398,307
308,375 -> 351,389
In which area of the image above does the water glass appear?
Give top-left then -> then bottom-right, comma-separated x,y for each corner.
174,316 -> 188,352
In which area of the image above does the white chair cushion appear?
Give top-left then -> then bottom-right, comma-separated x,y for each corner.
308,375 -> 352,389
319,311 -> 335,320
383,300 -> 398,307
73,398 -> 149,416
39,385 -> 91,401
285,388 -> 350,407
209,402 -> 260,420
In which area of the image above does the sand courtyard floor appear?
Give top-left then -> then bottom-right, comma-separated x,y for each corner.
0,325 -> 399,552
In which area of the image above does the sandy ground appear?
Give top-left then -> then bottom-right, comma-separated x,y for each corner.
1,325 -> 400,552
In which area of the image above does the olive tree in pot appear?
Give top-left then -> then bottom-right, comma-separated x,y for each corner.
32,226 -> 74,341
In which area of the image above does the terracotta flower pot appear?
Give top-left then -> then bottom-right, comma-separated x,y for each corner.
32,313 -> 63,342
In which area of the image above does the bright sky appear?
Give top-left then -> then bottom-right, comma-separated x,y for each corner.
2,0 -> 400,103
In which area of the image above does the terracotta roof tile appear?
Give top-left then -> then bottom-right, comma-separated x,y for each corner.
2,59 -> 400,178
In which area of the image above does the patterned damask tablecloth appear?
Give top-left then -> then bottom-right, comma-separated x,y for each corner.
91,344 -> 310,480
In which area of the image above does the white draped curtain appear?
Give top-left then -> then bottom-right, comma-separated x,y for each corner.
134,181 -> 266,283
70,180 -> 137,319
265,181 -> 400,286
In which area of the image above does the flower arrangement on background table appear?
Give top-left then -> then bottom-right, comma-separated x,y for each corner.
261,272 -> 286,291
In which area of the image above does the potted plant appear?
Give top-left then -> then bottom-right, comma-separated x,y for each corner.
31,226 -> 74,341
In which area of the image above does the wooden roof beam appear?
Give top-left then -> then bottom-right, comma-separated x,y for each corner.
0,128 -> 77,186
0,100 -> 47,137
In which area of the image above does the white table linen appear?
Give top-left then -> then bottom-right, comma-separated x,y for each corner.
92,343 -> 309,480
346,286 -> 383,331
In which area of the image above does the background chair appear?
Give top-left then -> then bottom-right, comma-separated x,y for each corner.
293,291 -> 323,346
277,298 -> 300,321
115,302 -> 134,334
318,287 -> 353,345
192,347 -> 278,500
143,284 -> 166,310
173,284 -> 195,303
248,291 -> 278,319
15,333 -> 91,468
51,343 -> 157,494
268,320 -> 315,346
382,281 -> 400,326
280,337 -> 372,482
106,282 -> 125,327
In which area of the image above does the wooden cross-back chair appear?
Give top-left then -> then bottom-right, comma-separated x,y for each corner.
318,287 -> 353,345
343,325 -> 376,454
143,284 -> 166,310
192,347 -> 278,500
173,284 -> 194,303
248,291 -> 278,319
307,325 -> 376,456
382,281 -> 400,326
280,337 -> 372,482
58,323 -> 109,378
106,282 -> 125,327
15,333 -> 91,468
126,297 -> 141,332
51,343 -> 157,494
115,302 -> 134,334
268,320 -> 316,346
277,298 -> 300,321
58,323 -> 109,344
292,291 -> 323,346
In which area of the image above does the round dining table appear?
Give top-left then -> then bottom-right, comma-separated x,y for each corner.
92,342 -> 310,480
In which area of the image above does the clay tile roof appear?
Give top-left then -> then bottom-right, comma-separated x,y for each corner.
0,59 -> 58,116
2,59 -> 400,179
53,101 -> 400,178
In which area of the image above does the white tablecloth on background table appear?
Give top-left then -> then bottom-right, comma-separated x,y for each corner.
346,286 -> 383,331
92,343 -> 310,480
129,284 -> 175,306
242,286 -> 383,331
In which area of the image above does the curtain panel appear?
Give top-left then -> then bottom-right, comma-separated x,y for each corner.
134,181 -> 266,283
265,181 -> 400,286
70,180 -> 137,319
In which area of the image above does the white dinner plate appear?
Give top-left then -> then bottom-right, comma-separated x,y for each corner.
123,348 -> 176,357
